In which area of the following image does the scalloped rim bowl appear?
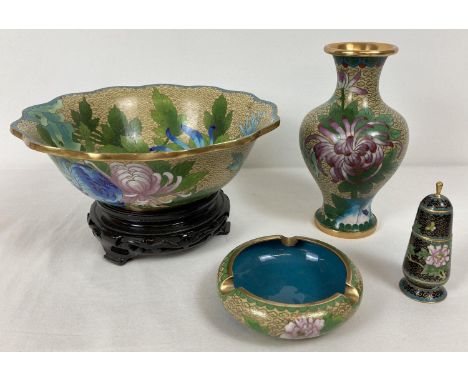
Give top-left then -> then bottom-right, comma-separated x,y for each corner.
218,235 -> 363,339
10,84 -> 280,211
10,84 -> 280,161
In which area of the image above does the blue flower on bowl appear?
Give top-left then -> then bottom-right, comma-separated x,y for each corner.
70,163 -> 123,205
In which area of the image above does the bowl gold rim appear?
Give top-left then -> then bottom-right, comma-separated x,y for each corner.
10,84 -> 280,162
220,235 -> 359,308
324,41 -> 399,57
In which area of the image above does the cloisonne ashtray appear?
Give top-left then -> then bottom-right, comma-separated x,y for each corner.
10,85 -> 280,264
218,235 -> 363,339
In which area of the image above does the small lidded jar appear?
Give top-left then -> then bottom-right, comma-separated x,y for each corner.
399,182 -> 453,303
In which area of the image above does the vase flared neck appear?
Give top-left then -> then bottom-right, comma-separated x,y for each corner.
333,55 -> 387,100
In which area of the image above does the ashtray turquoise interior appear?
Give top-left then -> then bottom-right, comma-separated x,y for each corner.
218,235 -> 363,339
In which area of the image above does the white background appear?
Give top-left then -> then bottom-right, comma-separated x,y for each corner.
0,30 -> 467,352
2,30 -> 468,169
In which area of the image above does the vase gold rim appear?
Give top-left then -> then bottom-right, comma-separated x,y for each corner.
324,42 -> 399,57
314,217 -> 377,239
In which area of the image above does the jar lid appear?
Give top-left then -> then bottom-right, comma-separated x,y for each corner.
419,181 -> 452,212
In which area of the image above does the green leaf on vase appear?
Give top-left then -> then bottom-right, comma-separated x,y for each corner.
329,102 -> 343,122
324,203 -> 339,219
343,100 -> 359,120
374,114 -> 394,126
389,128 -> 401,140
421,264 -> 446,278
332,194 -> 353,214
414,247 -> 430,260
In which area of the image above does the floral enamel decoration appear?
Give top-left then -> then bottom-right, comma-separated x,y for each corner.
307,115 -> 395,184
239,111 -> 264,136
299,44 -> 408,238
69,162 -> 123,205
149,90 -> 234,152
109,163 -> 188,206
53,157 -> 207,210
400,182 -> 453,302
425,245 -> 450,268
280,317 -> 325,339
406,242 -> 452,279
22,89 -> 272,156
337,70 -> 368,96
425,221 -> 436,232
227,153 -> 244,172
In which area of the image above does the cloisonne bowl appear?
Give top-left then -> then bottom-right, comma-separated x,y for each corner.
10,85 -> 280,211
218,236 -> 363,339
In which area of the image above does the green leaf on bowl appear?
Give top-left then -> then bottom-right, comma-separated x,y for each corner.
126,118 -> 143,136
24,100 -> 81,151
71,98 -> 100,132
203,94 -> 233,141
120,136 -> 149,153
37,125 -> 55,147
151,89 -> 182,136
100,105 -> 128,147
176,171 -> 207,192
92,161 -> 111,175
147,160 -> 172,174
172,161 -> 194,177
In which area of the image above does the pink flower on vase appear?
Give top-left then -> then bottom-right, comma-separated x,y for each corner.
110,163 -> 182,205
425,244 -> 450,268
337,70 -> 368,95
307,117 -> 394,183
280,317 -> 325,339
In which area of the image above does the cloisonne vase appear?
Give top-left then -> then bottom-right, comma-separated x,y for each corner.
300,42 -> 408,238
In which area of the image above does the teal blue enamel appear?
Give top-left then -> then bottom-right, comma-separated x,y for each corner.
232,239 -> 347,304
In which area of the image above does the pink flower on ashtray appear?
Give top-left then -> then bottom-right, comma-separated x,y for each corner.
337,70 -> 368,95
426,244 -> 450,268
280,317 -> 325,339
110,163 -> 182,205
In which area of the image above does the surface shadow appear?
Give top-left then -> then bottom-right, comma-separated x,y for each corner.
353,247 -> 402,290
231,168 -> 321,224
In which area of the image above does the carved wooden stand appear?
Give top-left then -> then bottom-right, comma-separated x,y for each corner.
87,191 -> 230,265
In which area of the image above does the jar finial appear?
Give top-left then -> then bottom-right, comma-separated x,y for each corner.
436,181 -> 444,196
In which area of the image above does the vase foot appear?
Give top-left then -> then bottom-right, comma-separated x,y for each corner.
314,216 -> 376,239
399,278 -> 447,303
87,190 -> 230,265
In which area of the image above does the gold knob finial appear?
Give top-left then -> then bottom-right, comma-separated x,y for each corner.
436,181 -> 443,196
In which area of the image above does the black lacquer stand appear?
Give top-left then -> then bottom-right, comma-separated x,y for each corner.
87,190 -> 230,265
